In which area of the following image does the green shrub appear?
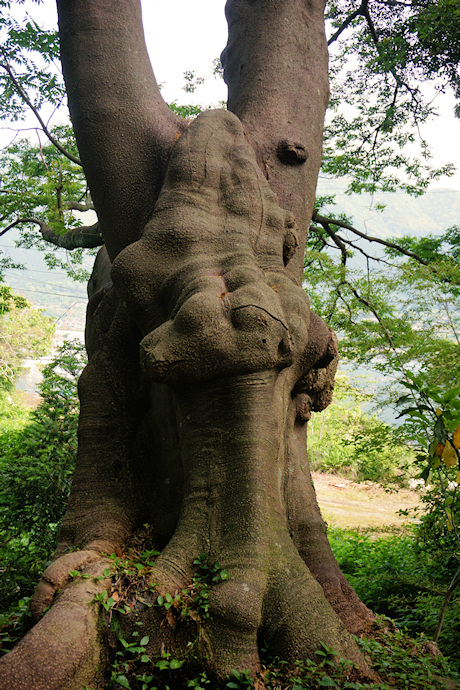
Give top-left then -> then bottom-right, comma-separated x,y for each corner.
329,526 -> 460,667
308,375 -> 415,485
0,284 -> 54,391
0,339 -> 85,615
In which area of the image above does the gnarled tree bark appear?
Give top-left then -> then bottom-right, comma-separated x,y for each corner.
0,1 -> 376,688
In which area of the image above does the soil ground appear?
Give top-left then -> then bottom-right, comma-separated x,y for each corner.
312,472 -> 420,530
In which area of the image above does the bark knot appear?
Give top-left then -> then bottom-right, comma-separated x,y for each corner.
277,140 -> 308,165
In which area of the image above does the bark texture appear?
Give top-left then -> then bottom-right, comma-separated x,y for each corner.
0,1 -> 376,688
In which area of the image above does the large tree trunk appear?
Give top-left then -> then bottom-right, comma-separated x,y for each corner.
0,1 -> 376,687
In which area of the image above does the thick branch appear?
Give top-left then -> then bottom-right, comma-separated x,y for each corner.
56,0 -> 188,260
65,200 -> 94,212
318,220 -> 348,267
0,218 -> 103,249
0,55 -> 82,166
222,0 -> 329,284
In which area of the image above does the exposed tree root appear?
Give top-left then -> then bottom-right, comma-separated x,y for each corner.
0,558 -> 111,690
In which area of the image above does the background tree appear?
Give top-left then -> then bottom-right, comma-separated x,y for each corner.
0,284 -> 53,391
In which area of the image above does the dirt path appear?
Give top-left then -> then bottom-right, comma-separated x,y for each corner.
312,472 -> 420,530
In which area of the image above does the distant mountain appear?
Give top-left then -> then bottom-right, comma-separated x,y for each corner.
2,184 -> 459,332
1,229 -> 90,332
316,179 -> 460,238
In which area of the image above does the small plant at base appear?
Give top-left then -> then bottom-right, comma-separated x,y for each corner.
186,671 -> 210,688
154,555 -> 229,626
109,629 -> 151,689
189,554 -> 229,620
226,669 -> 253,688
107,626 -> 188,690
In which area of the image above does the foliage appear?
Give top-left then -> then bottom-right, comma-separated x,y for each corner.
0,129 -> 95,281
324,0 -> 458,195
0,282 -> 54,390
395,375 -> 460,640
385,225 -> 460,277
0,2 -> 63,124
0,339 -> 85,623
0,387 -> 30,434
329,526 -> 460,669
260,625 -> 459,688
308,374 -> 415,485
305,202 -> 460,423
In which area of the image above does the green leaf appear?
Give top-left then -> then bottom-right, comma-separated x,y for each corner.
319,677 -> 337,687
434,417 -> 447,443
140,636 -> 149,646
114,675 -> 131,689
169,659 -> 184,669
156,660 -> 170,670
443,385 -> 460,403
419,466 -> 430,482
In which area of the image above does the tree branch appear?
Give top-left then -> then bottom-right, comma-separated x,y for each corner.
433,567 -> 460,643
328,0 -> 367,46
56,0 -> 187,260
360,1 -> 379,44
0,53 -> 82,166
312,211 -> 430,266
65,200 -> 94,212
0,217 -> 103,250
319,220 -> 348,267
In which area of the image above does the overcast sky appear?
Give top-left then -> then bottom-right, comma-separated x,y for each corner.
2,0 -> 459,190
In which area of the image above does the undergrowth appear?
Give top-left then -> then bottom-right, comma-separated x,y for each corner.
86,611 -> 460,689
307,375 -> 416,486
0,340 -> 84,654
74,528 -> 460,689
329,526 -> 460,670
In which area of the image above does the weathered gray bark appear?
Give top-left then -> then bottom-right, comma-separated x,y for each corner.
0,1 -> 376,687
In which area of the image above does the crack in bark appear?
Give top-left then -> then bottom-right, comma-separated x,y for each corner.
231,303 -> 289,331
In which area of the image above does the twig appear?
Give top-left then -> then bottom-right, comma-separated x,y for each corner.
0,52 -> 81,166
312,211 -> 430,265
433,566 -> 460,643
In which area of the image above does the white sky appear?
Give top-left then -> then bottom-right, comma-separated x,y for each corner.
1,0 -> 459,190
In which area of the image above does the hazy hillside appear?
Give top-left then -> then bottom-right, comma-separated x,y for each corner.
1,230 -> 91,331
2,183 -> 459,332
316,179 -> 460,238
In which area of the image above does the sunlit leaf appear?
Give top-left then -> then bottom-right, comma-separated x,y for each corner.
453,425 -> 460,450
442,441 -> 458,468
